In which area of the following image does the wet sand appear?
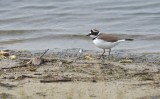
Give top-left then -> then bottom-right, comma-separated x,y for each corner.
0,49 -> 160,99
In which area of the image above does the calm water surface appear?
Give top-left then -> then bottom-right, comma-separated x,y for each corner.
0,0 -> 160,53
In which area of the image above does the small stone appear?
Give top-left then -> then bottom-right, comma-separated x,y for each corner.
9,55 -> 16,60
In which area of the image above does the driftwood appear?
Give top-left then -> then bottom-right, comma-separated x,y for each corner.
0,82 -> 17,89
40,79 -> 72,83
40,76 -> 72,83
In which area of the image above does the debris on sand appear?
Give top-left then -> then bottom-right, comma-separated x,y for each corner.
0,50 -> 9,57
0,50 -> 16,60
27,49 -> 49,66
84,53 -> 93,60
27,57 -> 42,66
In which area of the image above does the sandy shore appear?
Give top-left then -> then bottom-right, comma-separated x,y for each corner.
0,49 -> 160,99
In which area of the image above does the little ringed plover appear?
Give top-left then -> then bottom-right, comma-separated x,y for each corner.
86,29 -> 133,58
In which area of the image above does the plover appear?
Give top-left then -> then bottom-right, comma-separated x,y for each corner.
87,29 -> 133,58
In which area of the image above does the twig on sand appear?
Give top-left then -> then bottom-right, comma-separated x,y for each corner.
40,49 -> 49,59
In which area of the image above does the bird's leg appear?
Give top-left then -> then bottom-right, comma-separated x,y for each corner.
99,49 -> 105,59
108,48 -> 111,59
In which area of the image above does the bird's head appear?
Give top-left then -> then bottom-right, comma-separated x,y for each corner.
86,29 -> 100,38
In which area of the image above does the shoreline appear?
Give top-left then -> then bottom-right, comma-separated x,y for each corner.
0,49 -> 160,99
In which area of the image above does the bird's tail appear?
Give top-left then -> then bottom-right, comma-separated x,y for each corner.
125,39 -> 134,41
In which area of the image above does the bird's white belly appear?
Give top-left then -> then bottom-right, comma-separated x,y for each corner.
93,39 -> 120,49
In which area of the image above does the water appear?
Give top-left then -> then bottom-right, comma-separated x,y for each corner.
0,0 -> 160,52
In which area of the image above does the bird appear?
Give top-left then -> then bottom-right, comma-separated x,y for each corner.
86,29 -> 133,58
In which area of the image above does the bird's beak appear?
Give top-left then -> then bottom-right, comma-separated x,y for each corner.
86,32 -> 91,36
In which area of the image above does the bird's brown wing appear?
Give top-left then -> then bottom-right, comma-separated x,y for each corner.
97,33 -> 122,42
